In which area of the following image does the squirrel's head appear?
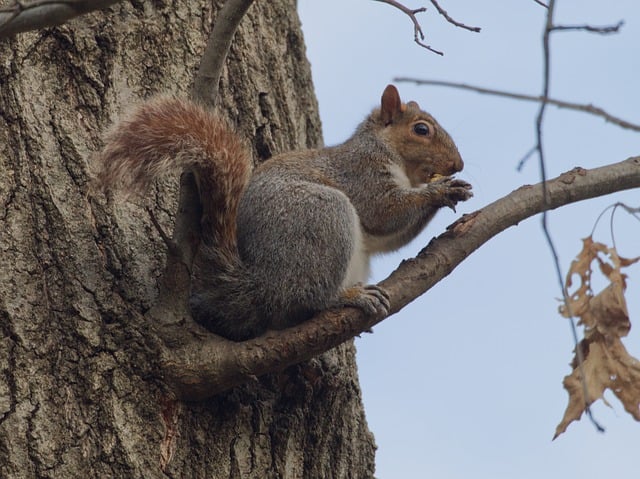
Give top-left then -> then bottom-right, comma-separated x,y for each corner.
378,84 -> 464,187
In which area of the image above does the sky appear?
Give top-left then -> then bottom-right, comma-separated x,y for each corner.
298,1 -> 639,478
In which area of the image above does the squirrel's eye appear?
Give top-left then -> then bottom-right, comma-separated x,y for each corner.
413,123 -> 430,136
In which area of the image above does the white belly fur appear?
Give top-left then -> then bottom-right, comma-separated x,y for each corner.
342,207 -> 370,287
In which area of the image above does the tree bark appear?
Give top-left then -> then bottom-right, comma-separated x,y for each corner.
0,1 -> 376,477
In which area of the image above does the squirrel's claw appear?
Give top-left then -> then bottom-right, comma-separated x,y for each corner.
430,177 -> 473,210
335,283 -> 391,317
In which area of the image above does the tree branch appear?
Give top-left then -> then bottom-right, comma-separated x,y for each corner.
551,20 -> 624,35
0,0 -> 122,38
428,0 -> 480,32
148,0 -> 257,335
373,0 -> 442,55
375,0 -> 480,56
373,0 -> 480,55
161,157 -> 640,400
394,78 -> 640,133
191,0 -> 256,108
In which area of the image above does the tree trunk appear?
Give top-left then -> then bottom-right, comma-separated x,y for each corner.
0,1 -> 376,477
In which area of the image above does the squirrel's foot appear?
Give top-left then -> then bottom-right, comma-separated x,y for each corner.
335,283 -> 391,317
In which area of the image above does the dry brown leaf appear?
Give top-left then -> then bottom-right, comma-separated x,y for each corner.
555,236 -> 640,438
554,334 -> 640,439
584,283 -> 631,338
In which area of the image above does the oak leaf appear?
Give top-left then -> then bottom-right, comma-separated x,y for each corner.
555,237 -> 640,439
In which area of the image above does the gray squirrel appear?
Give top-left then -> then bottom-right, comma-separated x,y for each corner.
96,85 -> 472,340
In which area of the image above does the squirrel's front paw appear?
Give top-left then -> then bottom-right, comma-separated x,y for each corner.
335,283 -> 391,317
432,177 -> 473,211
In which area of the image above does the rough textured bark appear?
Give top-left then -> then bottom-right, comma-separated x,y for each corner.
0,1 -> 376,477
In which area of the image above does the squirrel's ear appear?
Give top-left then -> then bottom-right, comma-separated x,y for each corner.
380,84 -> 402,126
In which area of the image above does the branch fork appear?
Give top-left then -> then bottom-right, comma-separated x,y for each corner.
155,157 -> 640,401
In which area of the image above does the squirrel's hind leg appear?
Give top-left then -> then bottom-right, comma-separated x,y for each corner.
334,204 -> 390,318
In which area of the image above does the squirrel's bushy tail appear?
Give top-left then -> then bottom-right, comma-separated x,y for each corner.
96,96 -> 252,257
97,97 -> 263,339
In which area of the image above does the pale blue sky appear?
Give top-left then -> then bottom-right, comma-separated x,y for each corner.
298,1 -> 639,478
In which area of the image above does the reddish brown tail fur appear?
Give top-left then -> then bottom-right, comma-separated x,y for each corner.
96,97 -> 253,256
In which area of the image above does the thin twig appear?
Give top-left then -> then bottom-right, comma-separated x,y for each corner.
589,202 -> 640,251
373,0 -> 443,55
393,78 -> 640,133
374,0 -> 480,54
429,0 -> 480,32
533,0 -> 548,7
517,145 -> 538,172
537,0 -> 604,435
551,20 -> 624,34
622,204 -> 640,221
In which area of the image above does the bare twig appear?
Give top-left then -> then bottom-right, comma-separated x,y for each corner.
191,0 -> 257,107
393,78 -> 640,133
533,0 -> 548,7
517,145 -> 538,172
374,0 -> 480,54
373,0 -> 443,55
590,202 -> 640,249
162,157 -> 640,400
537,0 -> 604,435
0,0 -> 121,38
537,0 -> 556,189
429,0 -> 480,32
551,20 -> 624,34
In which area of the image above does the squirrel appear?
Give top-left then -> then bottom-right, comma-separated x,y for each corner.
96,85 -> 472,340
